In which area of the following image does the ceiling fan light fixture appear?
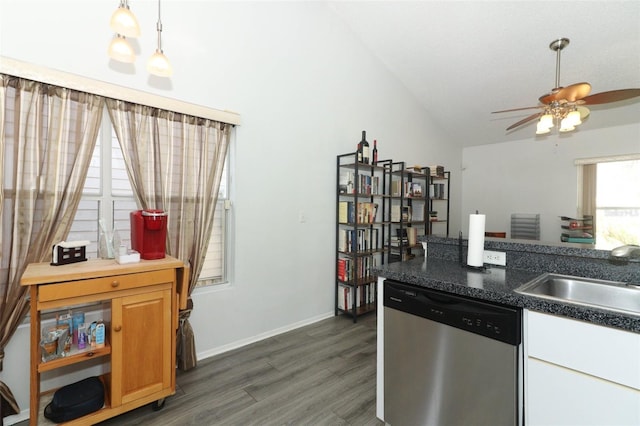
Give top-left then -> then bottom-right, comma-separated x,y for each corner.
559,117 -> 575,132
567,109 -> 582,126
536,122 -> 551,135
539,113 -> 554,128
108,34 -> 135,63
110,0 -> 140,38
494,37 -> 640,137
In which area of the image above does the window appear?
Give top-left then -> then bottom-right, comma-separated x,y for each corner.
578,156 -> 640,250
595,159 -> 640,249
67,109 -> 230,285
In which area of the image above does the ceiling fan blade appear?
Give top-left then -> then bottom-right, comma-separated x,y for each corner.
492,106 -> 543,114
539,82 -> 592,104
506,112 -> 543,131
581,88 -> 640,105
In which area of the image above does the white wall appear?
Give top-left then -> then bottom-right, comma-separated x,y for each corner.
0,1 -> 460,421
461,123 -> 640,242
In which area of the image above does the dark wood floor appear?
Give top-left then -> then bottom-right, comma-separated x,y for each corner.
93,313 -> 381,425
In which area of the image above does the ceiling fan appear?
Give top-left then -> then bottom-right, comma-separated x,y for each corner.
493,38 -> 640,134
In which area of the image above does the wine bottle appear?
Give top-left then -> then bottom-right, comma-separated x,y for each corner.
372,139 -> 378,165
357,143 -> 363,163
360,130 -> 370,164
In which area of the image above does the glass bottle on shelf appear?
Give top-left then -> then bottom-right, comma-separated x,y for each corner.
372,139 -> 378,165
360,130 -> 370,164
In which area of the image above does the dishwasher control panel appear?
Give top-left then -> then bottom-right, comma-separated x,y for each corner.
384,279 -> 521,345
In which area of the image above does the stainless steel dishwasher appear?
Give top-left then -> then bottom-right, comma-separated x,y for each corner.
383,279 -> 522,426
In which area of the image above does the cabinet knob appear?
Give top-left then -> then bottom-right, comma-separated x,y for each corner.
111,281 -> 119,288
114,325 -> 122,332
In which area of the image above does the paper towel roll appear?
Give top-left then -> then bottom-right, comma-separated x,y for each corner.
467,214 -> 486,267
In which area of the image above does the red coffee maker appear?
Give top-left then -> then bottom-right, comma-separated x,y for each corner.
130,209 -> 168,260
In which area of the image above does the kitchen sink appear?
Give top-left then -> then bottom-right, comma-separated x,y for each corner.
515,273 -> 640,316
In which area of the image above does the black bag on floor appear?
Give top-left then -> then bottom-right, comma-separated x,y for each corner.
44,376 -> 104,423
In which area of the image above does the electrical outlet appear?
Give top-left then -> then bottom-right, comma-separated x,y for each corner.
483,250 -> 507,266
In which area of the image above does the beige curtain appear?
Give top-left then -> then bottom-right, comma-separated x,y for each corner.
106,99 -> 231,371
0,75 -> 103,420
579,163 -> 597,236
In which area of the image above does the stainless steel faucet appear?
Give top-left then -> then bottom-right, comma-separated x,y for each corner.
610,244 -> 640,264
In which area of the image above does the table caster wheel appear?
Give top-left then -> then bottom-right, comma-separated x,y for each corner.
152,398 -> 166,411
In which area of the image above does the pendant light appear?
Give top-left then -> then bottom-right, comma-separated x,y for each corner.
108,34 -> 135,63
147,0 -> 173,77
109,0 -> 140,38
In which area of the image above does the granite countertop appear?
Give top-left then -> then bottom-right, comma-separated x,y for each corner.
374,256 -> 640,334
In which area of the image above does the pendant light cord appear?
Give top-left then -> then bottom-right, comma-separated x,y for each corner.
156,0 -> 163,52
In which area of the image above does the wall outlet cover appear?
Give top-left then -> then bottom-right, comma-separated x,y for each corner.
483,250 -> 507,266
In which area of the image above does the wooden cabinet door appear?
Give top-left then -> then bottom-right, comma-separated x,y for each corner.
111,288 -> 173,406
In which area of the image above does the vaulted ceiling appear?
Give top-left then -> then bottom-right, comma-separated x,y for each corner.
329,1 -> 640,147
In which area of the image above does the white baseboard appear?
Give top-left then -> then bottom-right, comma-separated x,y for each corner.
4,410 -> 29,425
196,311 -> 335,361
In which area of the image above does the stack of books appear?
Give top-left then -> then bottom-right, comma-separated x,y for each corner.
429,165 -> 444,177
338,202 -> 379,224
337,282 -> 376,312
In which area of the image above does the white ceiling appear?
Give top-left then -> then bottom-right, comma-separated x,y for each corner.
328,1 -> 640,147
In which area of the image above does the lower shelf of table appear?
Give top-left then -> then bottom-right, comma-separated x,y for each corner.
35,374 -> 174,425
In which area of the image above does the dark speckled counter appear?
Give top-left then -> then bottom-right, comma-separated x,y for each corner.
373,236 -> 640,334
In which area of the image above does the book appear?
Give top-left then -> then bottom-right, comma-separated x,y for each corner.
407,227 -> 417,246
410,182 -> 423,197
391,205 -> 401,222
337,258 -> 352,281
561,235 -> 595,244
391,180 -> 401,196
338,201 -> 349,223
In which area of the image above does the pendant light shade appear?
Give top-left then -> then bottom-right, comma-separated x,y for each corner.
535,121 -> 551,135
110,0 -> 140,38
566,110 -> 582,126
559,117 -> 575,132
147,0 -> 172,77
148,50 -> 173,77
108,34 -> 135,63
539,114 -> 553,129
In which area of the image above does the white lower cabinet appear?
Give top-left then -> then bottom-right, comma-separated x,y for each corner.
525,310 -> 640,426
